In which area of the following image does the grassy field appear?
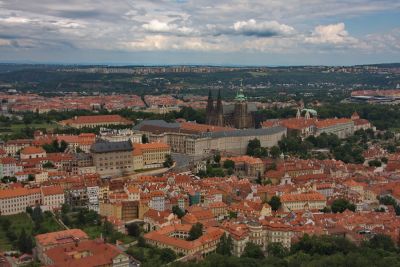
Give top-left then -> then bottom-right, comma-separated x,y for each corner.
83,225 -> 135,244
0,122 -> 57,132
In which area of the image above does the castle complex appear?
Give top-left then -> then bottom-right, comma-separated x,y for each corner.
205,88 -> 256,129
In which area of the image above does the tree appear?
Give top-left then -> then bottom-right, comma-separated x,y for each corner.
187,223 -> 203,241
28,174 -> 35,181
18,229 -> 33,253
137,235 -> 146,247
268,196 -> 282,211
172,205 -> 185,219
241,242 -> 264,259
270,146 -> 281,159
42,161 -> 55,169
163,154 -> 174,168
126,223 -> 141,237
331,199 -> 356,213
142,134 -> 149,144
367,234 -> 396,251
26,206 -> 33,215
159,248 -> 177,263
229,211 -> 238,219
247,138 -> 261,156
368,159 -> 382,167
61,203 -> 71,214
214,153 -> 221,164
59,140 -> 68,152
223,160 -> 235,170
102,219 -> 114,242
31,206 -> 43,223
267,242 -> 288,258
216,233 -> 232,256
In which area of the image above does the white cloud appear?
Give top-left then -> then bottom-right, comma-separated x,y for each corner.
231,19 -> 295,37
305,23 -> 358,45
142,19 -> 195,36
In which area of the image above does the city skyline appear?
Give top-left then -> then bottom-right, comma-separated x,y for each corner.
0,0 -> 399,65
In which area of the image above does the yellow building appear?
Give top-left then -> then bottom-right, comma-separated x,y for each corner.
59,115 -> 132,129
280,191 -> 326,212
132,143 -> 171,169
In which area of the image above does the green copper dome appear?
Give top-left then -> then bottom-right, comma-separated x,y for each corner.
235,88 -> 247,102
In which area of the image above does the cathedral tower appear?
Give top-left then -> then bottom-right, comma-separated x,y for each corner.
205,89 -> 214,124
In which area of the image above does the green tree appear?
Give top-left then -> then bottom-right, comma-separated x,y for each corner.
42,161 -> 55,168
247,138 -> 261,156
28,174 -> 35,181
368,159 -> 382,167
241,242 -> 264,259
187,223 -> 203,241
270,146 -> 281,159
159,248 -> 177,263
268,196 -> 281,211
366,234 -> 396,251
18,229 -> 33,253
126,223 -> 141,237
331,199 -> 356,213
163,154 -> 174,168
31,206 -> 43,223
216,233 -> 232,256
61,203 -> 71,214
223,160 -> 235,169
59,140 -> 68,152
172,205 -> 185,219
102,219 -> 114,242
214,153 -> 221,164
267,242 -> 288,258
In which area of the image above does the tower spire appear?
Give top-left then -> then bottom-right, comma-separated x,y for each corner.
206,89 -> 214,124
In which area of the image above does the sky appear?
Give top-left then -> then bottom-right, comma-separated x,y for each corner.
0,0 -> 399,66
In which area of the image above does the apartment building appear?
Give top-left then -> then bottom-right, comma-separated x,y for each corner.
0,187 -> 41,215
280,191 -> 327,212
59,114 -> 132,129
41,185 -> 65,211
91,140 -> 135,177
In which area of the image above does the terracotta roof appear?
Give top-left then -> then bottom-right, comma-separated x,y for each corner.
41,185 -> 64,196
0,187 -> 40,199
60,115 -> 132,125
43,239 -> 125,267
144,224 -> 224,250
35,229 -> 88,247
315,118 -> 353,128
20,146 -> 46,155
281,191 -> 326,202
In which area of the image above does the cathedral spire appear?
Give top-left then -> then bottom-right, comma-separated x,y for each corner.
216,89 -> 223,113
206,89 -> 214,124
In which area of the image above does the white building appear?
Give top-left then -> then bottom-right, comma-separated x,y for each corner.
41,186 -> 65,211
0,187 -> 41,215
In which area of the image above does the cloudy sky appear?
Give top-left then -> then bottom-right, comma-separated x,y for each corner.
0,0 -> 399,65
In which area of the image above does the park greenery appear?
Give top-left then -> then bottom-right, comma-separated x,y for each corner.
170,234 -> 400,267
246,127 -> 397,164
58,204 -> 134,244
0,207 -> 62,253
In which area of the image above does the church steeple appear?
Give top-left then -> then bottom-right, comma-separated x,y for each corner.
206,89 -> 214,124
206,89 -> 214,113
214,89 -> 224,126
216,89 -> 223,113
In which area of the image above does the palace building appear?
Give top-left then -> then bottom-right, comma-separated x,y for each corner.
205,88 -> 256,129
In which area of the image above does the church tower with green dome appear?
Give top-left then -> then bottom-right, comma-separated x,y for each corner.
233,82 -> 253,129
204,83 -> 255,129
